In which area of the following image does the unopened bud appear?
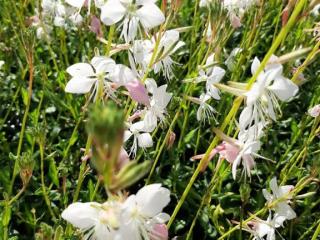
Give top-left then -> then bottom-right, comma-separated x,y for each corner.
18,152 -> 34,186
166,131 -> 176,149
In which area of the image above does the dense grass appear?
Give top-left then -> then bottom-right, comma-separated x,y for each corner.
0,0 -> 319,239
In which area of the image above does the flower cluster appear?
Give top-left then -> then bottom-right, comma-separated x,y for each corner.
245,177 -> 296,239
62,184 -> 170,240
31,0 -> 83,39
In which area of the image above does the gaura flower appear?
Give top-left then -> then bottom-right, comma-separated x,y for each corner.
122,184 -> 170,240
245,213 -> 284,240
195,93 -> 216,122
130,30 -> 184,79
61,201 -> 125,240
124,120 -> 153,155
239,55 -> 299,131
100,0 -> 165,42
143,78 -> 172,131
196,55 -> 225,100
65,56 -> 116,100
62,184 -> 171,240
308,104 -> 320,118
262,177 -> 296,222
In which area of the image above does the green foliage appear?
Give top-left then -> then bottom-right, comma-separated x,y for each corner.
0,0 -> 319,239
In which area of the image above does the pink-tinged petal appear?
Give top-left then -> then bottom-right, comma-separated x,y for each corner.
279,185 -> 294,198
308,104 -> 320,118
150,224 -> 168,240
268,77 -> 299,101
230,13 -> 241,28
191,148 -> 219,172
90,15 -> 103,37
219,142 -> 239,163
136,3 -> 165,29
67,63 -> 94,77
61,202 -> 100,229
65,77 -> 96,94
100,0 -> 126,25
125,80 -> 150,105
117,147 -> 130,170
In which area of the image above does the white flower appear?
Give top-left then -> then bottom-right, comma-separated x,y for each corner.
65,56 -> 116,99
131,30 -> 184,79
239,55 -> 299,131
196,55 -> 225,100
230,127 -> 262,179
143,78 -> 172,131
152,30 -> 185,79
225,48 -> 242,71
124,120 -> 153,155
41,0 -> 67,27
195,93 -> 216,122
247,213 -> 284,240
308,104 -> 320,118
65,0 -> 105,11
61,184 -> 171,240
263,177 -> 296,221
122,184 -> 170,240
0,60 -> 4,69
61,201 -> 125,240
100,0 -> 165,42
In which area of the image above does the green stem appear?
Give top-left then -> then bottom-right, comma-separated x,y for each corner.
167,0 -> 307,228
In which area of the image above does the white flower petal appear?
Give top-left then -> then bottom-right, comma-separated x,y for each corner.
67,63 -> 94,77
62,202 -> 100,229
136,3 -> 165,29
239,105 -> 253,130
65,0 -> 86,8
251,57 -> 261,75
100,0 -> 126,25
135,184 -> 170,217
275,202 -> 296,220
65,77 -> 96,94
91,56 -> 115,73
137,133 -> 153,148
268,77 -> 299,101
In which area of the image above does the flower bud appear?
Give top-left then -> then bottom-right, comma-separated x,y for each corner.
18,152 -> 34,186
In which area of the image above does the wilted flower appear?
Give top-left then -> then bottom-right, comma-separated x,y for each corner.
263,177 -> 296,222
100,0 -> 165,42
308,104 -> 320,118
